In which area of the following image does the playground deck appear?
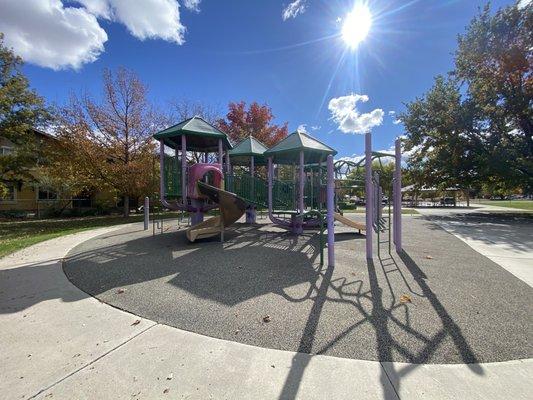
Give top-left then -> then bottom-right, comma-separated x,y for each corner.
63,215 -> 533,364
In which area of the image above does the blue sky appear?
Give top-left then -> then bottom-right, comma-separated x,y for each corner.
3,0 -> 517,158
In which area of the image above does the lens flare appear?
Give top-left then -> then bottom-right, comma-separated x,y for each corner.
342,4 -> 372,48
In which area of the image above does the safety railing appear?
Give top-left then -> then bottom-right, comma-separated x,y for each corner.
225,174 -> 268,207
163,154 -> 181,198
272,179 -> 296,210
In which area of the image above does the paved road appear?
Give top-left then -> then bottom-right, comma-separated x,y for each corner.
0,222 -> 532,399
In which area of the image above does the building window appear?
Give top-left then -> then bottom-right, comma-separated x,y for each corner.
0,146 -> 14,156
38,187 -> 58,201
1,184 -> 16,202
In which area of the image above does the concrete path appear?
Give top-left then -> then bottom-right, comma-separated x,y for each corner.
1,224 -> 532,399
418,207 -> 533,288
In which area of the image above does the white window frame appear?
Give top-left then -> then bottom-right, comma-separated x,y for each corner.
0,146 -> 14,156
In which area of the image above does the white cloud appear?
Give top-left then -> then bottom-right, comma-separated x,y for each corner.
311,125 -> 321,131
282,0 -> 307,21
92,0 -> 186,44
328,94 -> 384,134
297,124 -> 308,133
0,0 -> 107,70
183,0 -> 201,12
389,110 -> 401,125
518,0 -> 532,10
76,0 -> 112,18
0,0 -> 190,70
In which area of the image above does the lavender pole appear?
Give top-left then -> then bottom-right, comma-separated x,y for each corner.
181,135 -> 187,201
267,157 -> 273,214
299,150 -> 305,213
365,132 -> 373,259
218,138 -> 223,167
394,138 -> 402,252
326,154 -> 335,267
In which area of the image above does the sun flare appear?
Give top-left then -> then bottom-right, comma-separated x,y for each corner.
342,4 -> 372,48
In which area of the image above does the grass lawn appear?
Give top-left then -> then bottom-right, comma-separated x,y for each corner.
341,208 -> 419,215
0,212 -> 182,259
477,199 -> 533,211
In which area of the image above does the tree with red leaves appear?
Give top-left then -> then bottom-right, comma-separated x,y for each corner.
217,101 -> 288,147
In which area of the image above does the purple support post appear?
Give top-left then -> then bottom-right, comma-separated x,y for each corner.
246,155 -> 256,224
181,135 -> 187,200
267,157 -> 273,214
365,132 -> 373,259
218,139 -> 223,167
159,140 -> 165,201
394,138 -> 402,252
225,151 -> 231,173
250,155 -> 255,177
326,154 -> 335,267
299,150 -> 305,213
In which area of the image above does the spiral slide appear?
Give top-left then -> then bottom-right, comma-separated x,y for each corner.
186,181 -> 247,242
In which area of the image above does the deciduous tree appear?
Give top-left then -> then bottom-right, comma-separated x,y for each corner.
400,3 -> 532,196
50,67 -> 163,216
217,101 -> 288,147
0,33 -> 49,196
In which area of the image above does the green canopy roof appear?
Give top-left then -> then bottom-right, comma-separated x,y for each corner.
153,116 -> 232,152
228,136 -> 268,165
264,131 -> 337,164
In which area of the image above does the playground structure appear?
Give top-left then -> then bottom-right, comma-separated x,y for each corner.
153,117 -> 403,265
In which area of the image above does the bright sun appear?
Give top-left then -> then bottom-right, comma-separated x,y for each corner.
342,4 -> 372,48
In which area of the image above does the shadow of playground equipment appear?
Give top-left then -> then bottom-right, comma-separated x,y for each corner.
422,212 -> 533,253
277,250 -> 484,400
64,225 -> 322,307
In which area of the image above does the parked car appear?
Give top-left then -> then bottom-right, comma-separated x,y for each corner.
440,197 -> 455,206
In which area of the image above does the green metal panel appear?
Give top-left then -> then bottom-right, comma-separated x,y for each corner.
224,174 -> 268,207
163,154 -> 181,199
272,179 -> 295,210
304,174 -> 325,210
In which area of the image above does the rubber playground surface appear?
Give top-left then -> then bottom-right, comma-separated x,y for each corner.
63,215 -> 533,364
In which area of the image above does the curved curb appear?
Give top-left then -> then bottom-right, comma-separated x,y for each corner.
1,224 -> 532,399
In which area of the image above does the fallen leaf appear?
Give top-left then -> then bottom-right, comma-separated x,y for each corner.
166,373 -> 173,380
132,320 -> 141,326
263,315 -> 271,323
425,255 -> 433,260
117,288 -> 126,294
400,294 -> 412,304
163,388 -> 170,394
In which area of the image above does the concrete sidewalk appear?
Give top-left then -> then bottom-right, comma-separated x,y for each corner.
1,224 -> 532,399
418,207 -> 533,288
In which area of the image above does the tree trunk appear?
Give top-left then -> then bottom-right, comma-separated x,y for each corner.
123,195 -> 130,217
466,190 -> 470,207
